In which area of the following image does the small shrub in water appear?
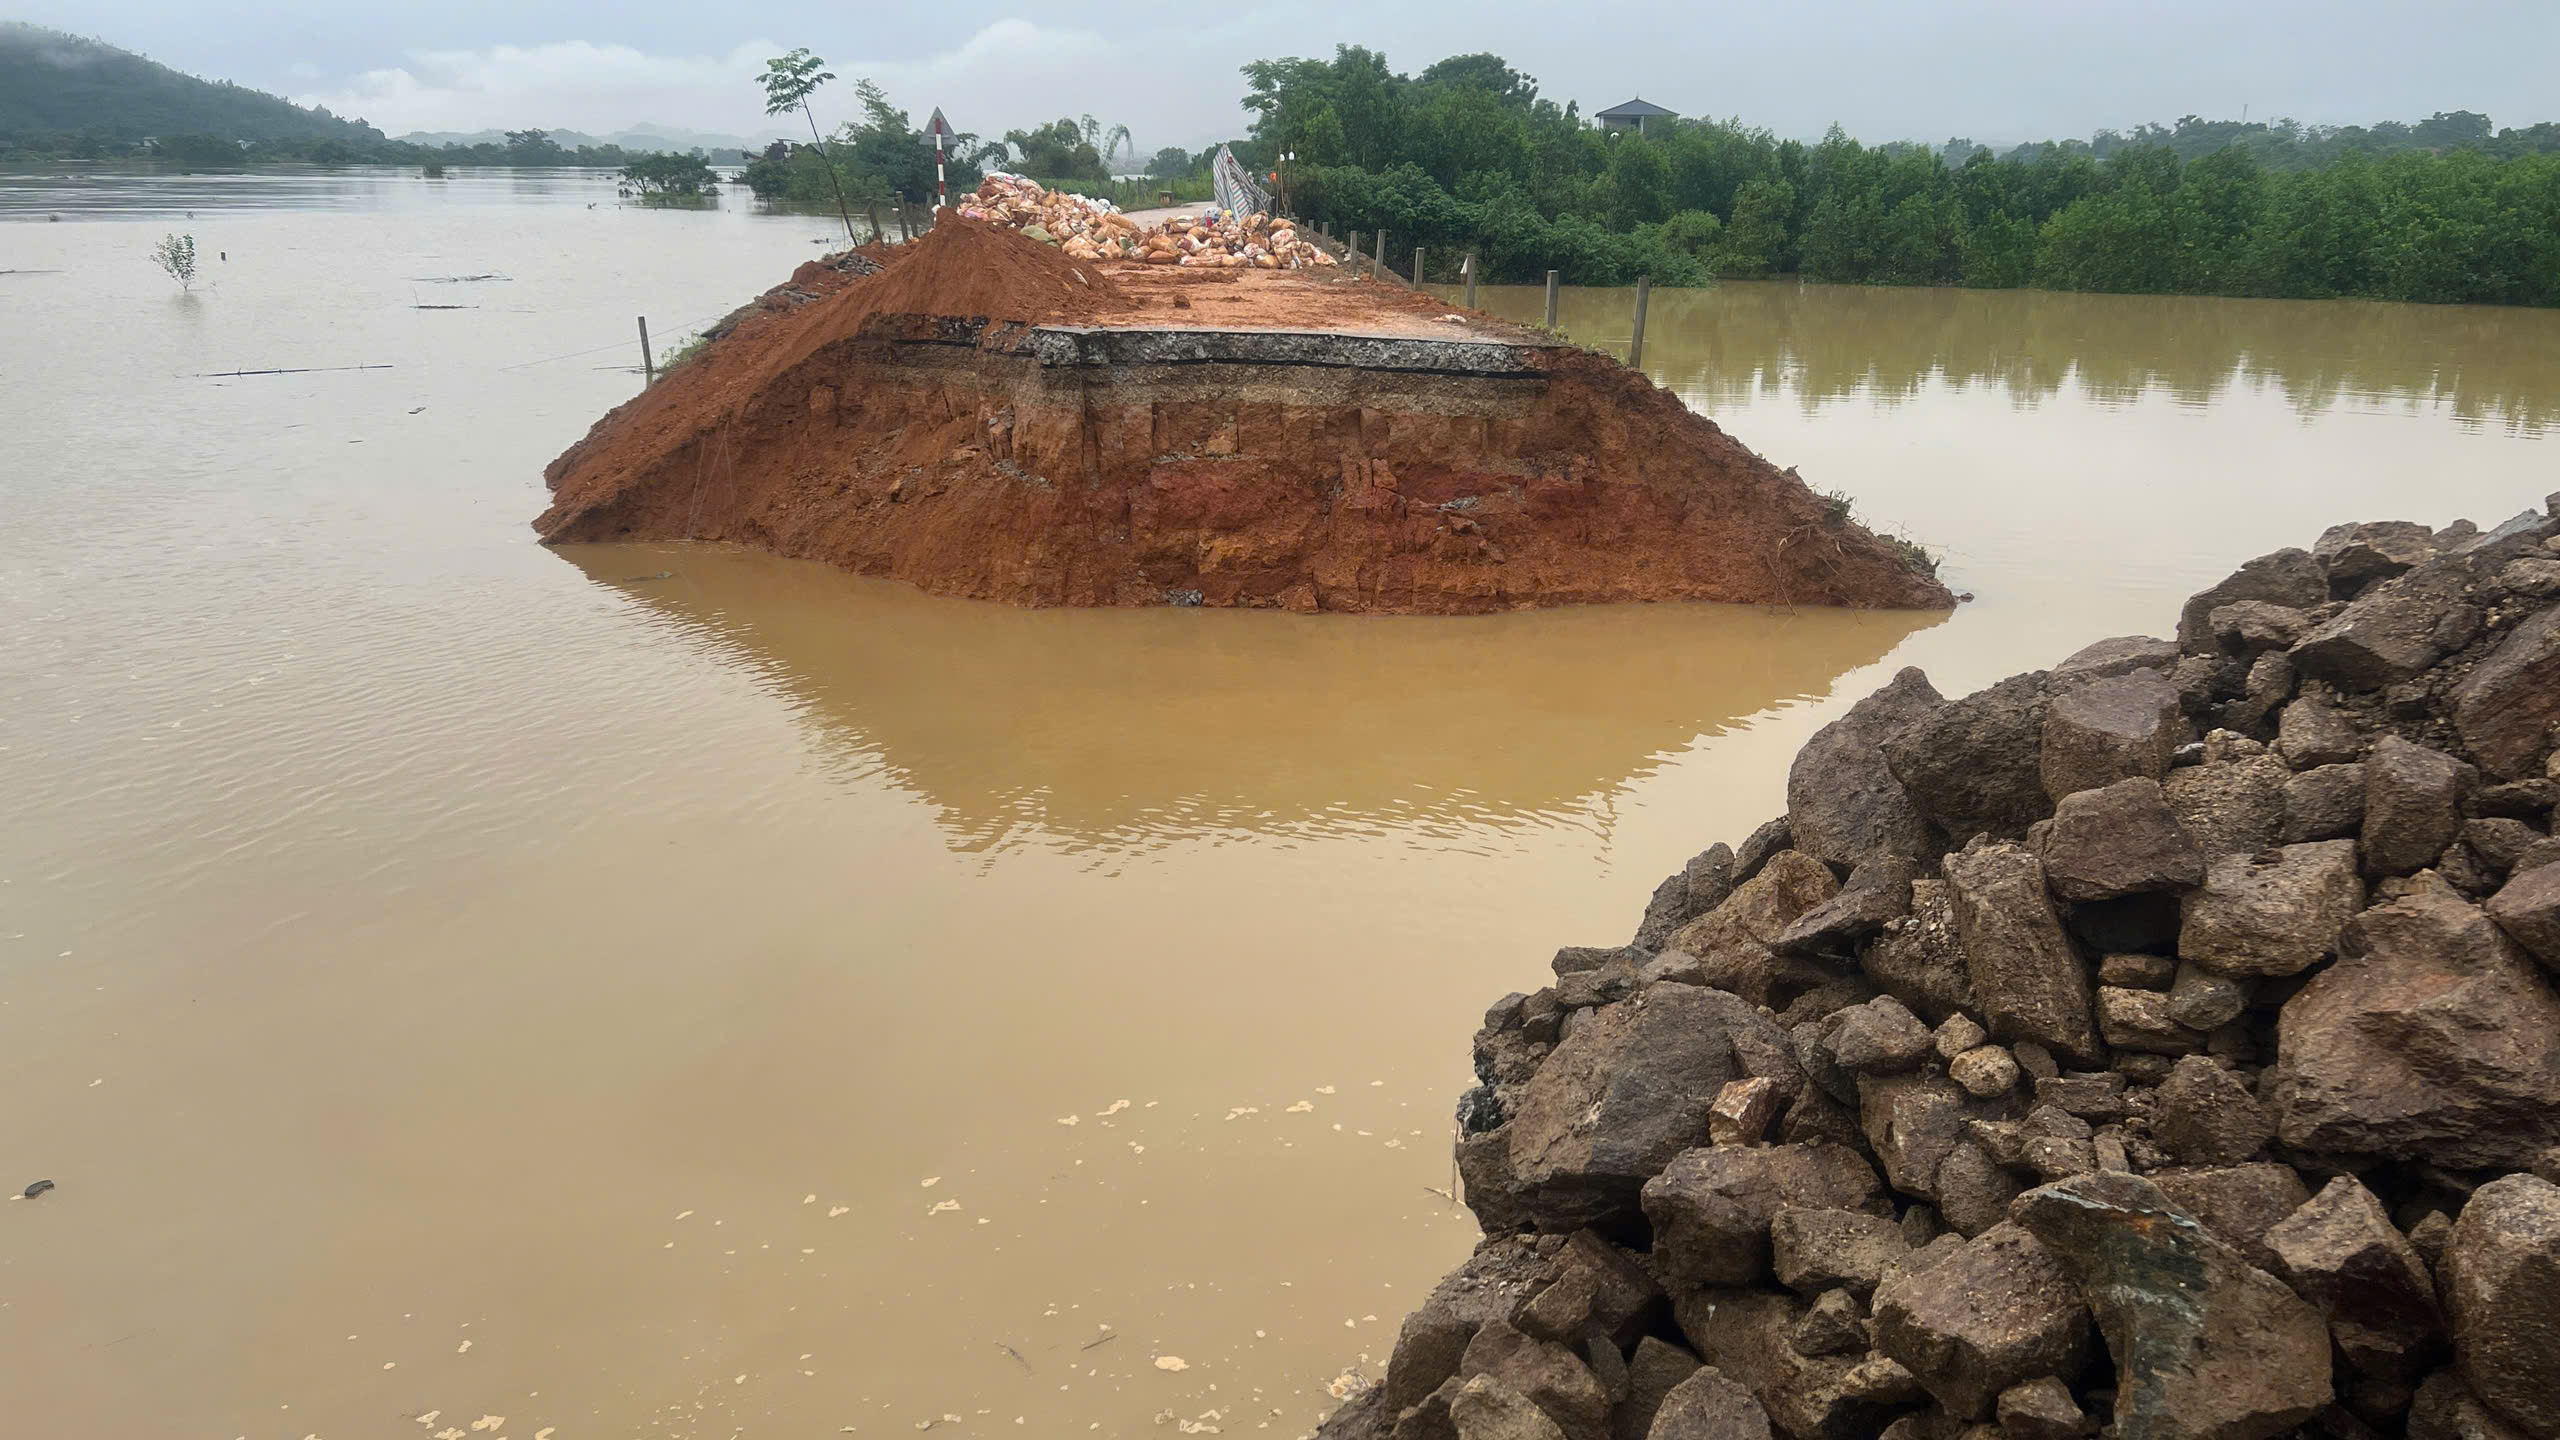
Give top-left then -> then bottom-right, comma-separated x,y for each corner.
151,233 -> 197,291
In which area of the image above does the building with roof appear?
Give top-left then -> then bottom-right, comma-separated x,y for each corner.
1595,98 -> 1676,136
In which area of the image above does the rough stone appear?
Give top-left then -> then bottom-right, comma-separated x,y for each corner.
1776,856 -> 1918,957
1935,1140 -> 2022,1238
2013,1171 -> 2331,1440
2454,609 -> 2560,780
1659,852 -> 1842,1009
2485,864 -> 2560,969
2178,840 -> 2365,978
2291,561 -> 2484,693
2040,669 -> 2185,802
2034,1071 -> 2129,1122
2011,1043 -> 2060,1082
2475,780 -> 2560,821
1942,841 -> 2101,1065
2271,877 -> 2560,1169
1871,1222 -> 2092,1421
2099,951 -> 2177,989
1637,844 -> 1738,950
1469,987 -> 1764,1234
1642,1144 -> 1891,1290
1995,1376 -> 2091,1440
2366,736 -> 2477,877
1671,1287 -> 1925,1440
2500,557 -> 2560,599
2229,650 -> 2298,731
1859,1070 -> 1975,1200
1828,996 -> 1936,1074
2282,762 -> 2368,843
2096,986 -> 2207,1054
1866,878 -> 1980,1025
2408,1370 -> 2535,1440
2466,819 -> 2548,875
2163,751 -> 2292,856
1458,1318 -> 1611,1440
2443,1174 -> 2560,1440
2315,521 -> 2437,591
1448,1375 -> 1570,1440
1935,1013 -> 1990,1059
2038,778 -> 2206,902
1515,1231 -> 1664,1352
2264,1175 -> 2446,1380
2179,548 -> 2327,651
1885,672 -> 2055,845
2153,1056 -> 2273,1165
1788,1289 -> 1869,1358
2055,635 -> 2184,685
2164,962 -> 2250,1032
2277,694 -> 2365,768
1772,1207 -> 1909,1299
1788,667 -> 1945,870
2148,1163 -> 2315,1275
1644,1368 -> 1774,1440
1385,1236 -> 1563,1414
1710,1077 -> 1787,1148
2210,601 -> 2313,653
1611,1339 -> 1703,1440
1950,1046 -> 2021,1100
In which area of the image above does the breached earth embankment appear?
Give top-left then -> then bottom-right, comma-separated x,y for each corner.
1321,499 -> 2560,1440
533,218 -> 1951,614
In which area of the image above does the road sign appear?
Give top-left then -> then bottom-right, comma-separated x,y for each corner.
923,107 -> 954,140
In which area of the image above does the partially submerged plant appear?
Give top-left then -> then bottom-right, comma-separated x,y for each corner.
150,232 -> 197,291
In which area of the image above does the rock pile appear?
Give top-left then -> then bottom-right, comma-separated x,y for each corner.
1323,497 -> 2560,1440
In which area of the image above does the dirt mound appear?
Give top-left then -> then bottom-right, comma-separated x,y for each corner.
534,237 -> 1954,615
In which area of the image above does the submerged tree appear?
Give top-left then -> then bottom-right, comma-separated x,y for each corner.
150,232 -> 197,291
761,48 -> 855,241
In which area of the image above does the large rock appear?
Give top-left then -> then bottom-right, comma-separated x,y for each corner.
1942,841 -> 2101,1065
2038,777 -> 2205,901
1470,987 -> 1766,1234
2163,750 -> 2291,856
2454,607 -> 2560,781
1826,996 -> 1934,1074
1857,1070 -> 1973,1199
2314,520 -> 2436,591
2443,1174 -> 2560,1440
2147,1164 -> 2313,1276
2152,1055 -> 2272,1165
2409,1370 -> 2537,1440
1864,878 -> 1978,1024
2039,670 -> 2184,802
1884,672 -> 2053,845
1385,1236 -> 1565,1414
2264,1175 -> 2446,1380
1642,1143 -> 1891,1290
1671,1288 -> 1927,1440
1516,1231 -> 1664,1351
2271,877 -> 2560,1169
1450,1375 -> 1570,1440
2177,840 -> 2364,978
2275,693 -> 2364,768
1870,1222 -> 2091,1420
1659,853 -> 1841,1008
2291,561 -> 2484,693
1635,844 -> 1737,951
1458,1318 -> 1611,1440
1787,667 -> 1944,870
1645,1368 -> 1774,1440
2365,736 -> 2477,877
2013,1171 -> 2331,1440
1774,856 -> 1916,958
2487,864 -> 2560,969
2178,548 -> 2327,651
1771,1207 -> 1908,1299
1611,1338 -> 1704,1440
2052,635 -> 2182,684
2281,762 -> 2367,843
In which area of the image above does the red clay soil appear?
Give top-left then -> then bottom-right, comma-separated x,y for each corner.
534,219 -> 1954,614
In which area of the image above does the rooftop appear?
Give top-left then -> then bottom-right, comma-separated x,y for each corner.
1595,97 -> 1677,119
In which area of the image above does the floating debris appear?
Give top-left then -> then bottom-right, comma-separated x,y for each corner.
1285,1101 -> 1313,1113
928,1199 -> 961,1215
1153,1355 -> 1189,1372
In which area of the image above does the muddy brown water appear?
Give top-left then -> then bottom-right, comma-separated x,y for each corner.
4,168 -> 2556,1437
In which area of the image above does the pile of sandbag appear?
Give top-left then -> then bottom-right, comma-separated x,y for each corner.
954,173 -> 1133,249
1120,209 -> 1337,270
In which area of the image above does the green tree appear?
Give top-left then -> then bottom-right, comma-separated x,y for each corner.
761,48 -> 855,241
619,151 -> 719,202
150,232 -> 196,291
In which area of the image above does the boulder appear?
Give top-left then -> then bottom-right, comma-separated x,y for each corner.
2152,1056 -> 2273,1165
1710,1078 -> 1786,1148
1949,1046 -> 2021,1100
1859,1070 -> 1976,1200
2013,1171 -> 2331,1440
2053,635 -> 2183,684
1828,996 -> 1936,1074
2095,986 -> 2206,1055
2291,562 -> 2483,693
1643,1143 -> 1891,1290
1516,1231 -> 1665,1351
1934,1140 -> 2022,1238
2466,819 -> 2548,875
2177,840 -> 2364,978
1885,672 -> 2054,845
2099,952 -> 2177,989
1942,841 -> 2101,1065
1775,856 -> 1917,957
1995,1377 -> 2092,1440
2148,1164 -> 2315,1275
2408,1370 -> 2536,1440
1734,819 -> 1794,886
2163,751 -> 2292,856
1788,1290 -> 1869,1357
2228,650 -> 2297,731
1636,844 -> 1738,950
2271,877 -> 2560,1169
1935,1013 -> 1990,1058
1612,1338 -> 1704,1440
1865,878 -> 1980,1024
1787,667 -> 1945,870
1473,987 -> 1761,1234
1660,853 -> 1842,1008
2314,521 -> 2436,591
2037,778 -> 2205,902
2178,548 -> 2327,651
1386,1236 -> 1566,1414
1449,1375 -> 1570,1440
2365,736 -> 2477,877
2276,694 -> 2364,768
2454,608 -> 2560,780
1672,1287 -> 1927,1440
1771,1207 -> 1909,1298
1645,1368 -> 1775,1440
2264,1175 -> 2446,1380
2281,762 -> 2367,843
2486,864 -> 2560,969
2164,962 -> 2249,1032
1458,1318 -> 1611,1440
2040,670 -> 2184,802
1871,1222 -> 2092,1420
2210,601 -> 2313,653
2443,1174 -> 2560,1440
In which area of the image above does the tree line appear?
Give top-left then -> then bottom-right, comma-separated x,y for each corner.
1241,47 -> 2560,306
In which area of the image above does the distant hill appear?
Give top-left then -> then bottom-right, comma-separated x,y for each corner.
396,124 -> 790,154
0,22 -> 383,143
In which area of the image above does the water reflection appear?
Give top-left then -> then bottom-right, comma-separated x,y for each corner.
1464,279 -> 2560,431
556,543 -> 1943,856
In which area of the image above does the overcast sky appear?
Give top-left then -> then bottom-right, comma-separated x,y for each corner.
16,0 -> 2560,149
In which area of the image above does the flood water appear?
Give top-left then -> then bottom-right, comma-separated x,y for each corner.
4,168 -> 2556,1439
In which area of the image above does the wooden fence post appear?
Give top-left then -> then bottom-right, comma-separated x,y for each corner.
1629,275 -> 1652,368
1463,254 -> 1477,309
637,317 -> 654,385
1544,270 -> 1560,329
